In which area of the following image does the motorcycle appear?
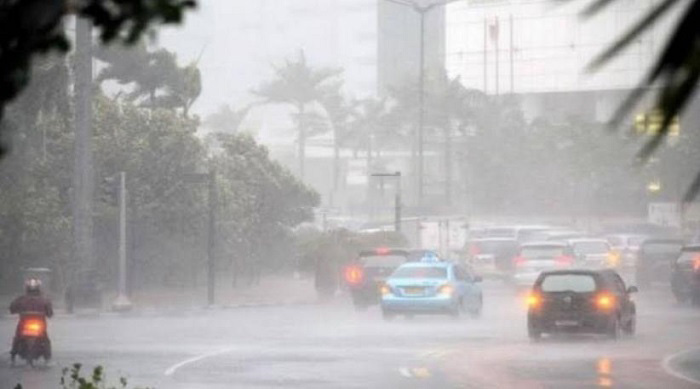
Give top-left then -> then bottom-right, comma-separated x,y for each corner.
11,312 -> 51,367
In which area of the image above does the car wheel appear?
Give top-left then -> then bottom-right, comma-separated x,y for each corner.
469,295 -> 483,318
607,315 -> 621,340
527,322 -> 541,342
623,315 -> 636,336
449,301 -> 461,319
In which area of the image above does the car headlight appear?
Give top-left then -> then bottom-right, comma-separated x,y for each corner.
437,284 -> 454,296
380,285 -> 392,296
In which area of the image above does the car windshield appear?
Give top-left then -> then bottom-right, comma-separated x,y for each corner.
360,255 -> 406,268
518,229 -> 548,242
407,250 -> 437,262
540,274 -> 597,293
643,242 -> 682,255
391,266 -> 447,279
521,246 -> 564,259
572,242 -> 608,255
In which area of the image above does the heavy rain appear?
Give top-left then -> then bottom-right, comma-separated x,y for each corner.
1,0 -> 699,388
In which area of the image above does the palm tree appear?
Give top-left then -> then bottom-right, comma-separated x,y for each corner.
319,85 -> 357,191
425,73 -> 480,205
348,97 -> 392,174
95,44 -> 200,116
390,71 -> 481,205
581,0 -> 700,199
254,51 -> 341,179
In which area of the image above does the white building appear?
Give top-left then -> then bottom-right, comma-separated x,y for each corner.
445,0 -> 679,122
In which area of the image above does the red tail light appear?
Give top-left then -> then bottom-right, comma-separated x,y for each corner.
527,292 -> 542,308
375,247 -> 391,255
514,256 -> 527,267
595,293 -> 615,310
469,244 -> 480,257
555,255 -> 574,267
21,319 -> 44,337
693,255 -> 700,272
344,265 -> 364,285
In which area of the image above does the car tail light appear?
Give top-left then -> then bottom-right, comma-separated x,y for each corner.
596,293 -> 615,310
514,256 -> 527,267
555,255 -> 574,267
21,319 -> 44,337
527,293 -> 541,308
344,265 -> 364,285
693,255 -> 700,272
437,284 -> 454,296
375,247 -> 391,255
469,244 -> 480,257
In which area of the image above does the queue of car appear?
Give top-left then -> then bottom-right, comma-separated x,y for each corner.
342,223 -> 700,342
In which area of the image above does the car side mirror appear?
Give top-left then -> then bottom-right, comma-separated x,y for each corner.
474,275 -> 483,283
627,286 -> 638,294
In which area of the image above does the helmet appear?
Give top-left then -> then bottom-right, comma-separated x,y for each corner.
25,278 -> 42,295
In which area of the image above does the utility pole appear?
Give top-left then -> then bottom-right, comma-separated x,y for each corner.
207,167 -> 217,307
509,14 -> 514,94
112,172 -> 132,311
384,0 -> 460,207
73,17 -> 95,274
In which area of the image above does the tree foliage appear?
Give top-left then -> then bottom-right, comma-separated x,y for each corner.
95,44 -> 201,117
0,0 -> 197,154
254,51 -> 342,178
580,0 -> 700,199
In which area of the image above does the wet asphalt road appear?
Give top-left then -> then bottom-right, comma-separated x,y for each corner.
1,281 -> 699,389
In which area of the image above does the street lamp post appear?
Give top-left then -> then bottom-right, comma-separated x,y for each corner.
384,0 -> 462,206
112,171 -> 132,311
371,172 -> 402,233
183,166 -> 218,307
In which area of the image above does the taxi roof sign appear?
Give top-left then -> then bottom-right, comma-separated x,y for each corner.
421,252 -> 440,263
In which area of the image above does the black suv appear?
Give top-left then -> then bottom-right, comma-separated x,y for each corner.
671,245 -> 700,305
344,248 -> 438,310
527,269 -> 637,340
635,238 -> 683,288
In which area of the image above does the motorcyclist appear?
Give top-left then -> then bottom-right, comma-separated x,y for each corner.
9,278 -> 53,362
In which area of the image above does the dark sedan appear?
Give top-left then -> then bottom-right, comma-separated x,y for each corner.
635,238 -> 683,288
527,269 -> 637,340
671,245 -> 700,305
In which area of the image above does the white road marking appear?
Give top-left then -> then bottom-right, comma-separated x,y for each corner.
164,348 -> 236,376
661,347 -> 700,386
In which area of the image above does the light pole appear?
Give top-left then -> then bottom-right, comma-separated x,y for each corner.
183,166 -> 218,307
371,172 -> 402,233
384,0 -> 462,206
112,172 -> 132,311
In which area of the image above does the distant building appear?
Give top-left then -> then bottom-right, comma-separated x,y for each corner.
444,0 -> 679,122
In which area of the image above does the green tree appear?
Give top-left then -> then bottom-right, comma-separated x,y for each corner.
582,0 -> 700,198
95,44 -> 201,117
254,51 -> 342,179
0,0 -> 197,153
319,86 -> 357,191
214,133 -> 320,285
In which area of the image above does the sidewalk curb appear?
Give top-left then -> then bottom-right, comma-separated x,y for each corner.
661,347 -> 700,386
0,299 -> 318,321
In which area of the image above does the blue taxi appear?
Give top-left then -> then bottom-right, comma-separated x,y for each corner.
380,259 -> 483,319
